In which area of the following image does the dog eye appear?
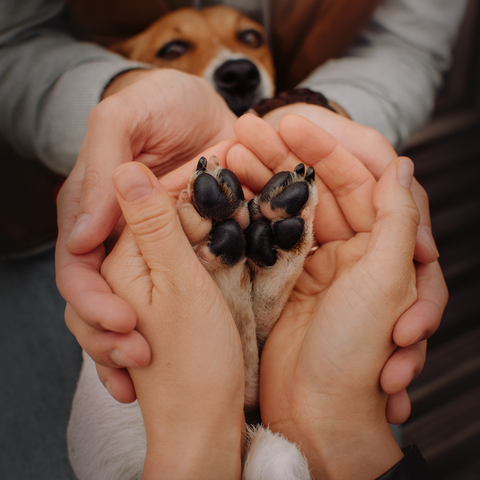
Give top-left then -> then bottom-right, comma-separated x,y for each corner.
156,40 -> 190,60
237,29 -> 263,49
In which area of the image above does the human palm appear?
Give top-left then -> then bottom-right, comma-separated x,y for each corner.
227,114 -> 418,432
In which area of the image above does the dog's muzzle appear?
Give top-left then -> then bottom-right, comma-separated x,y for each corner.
214,59 -> 262,116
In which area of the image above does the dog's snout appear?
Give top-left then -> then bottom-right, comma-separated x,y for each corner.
214,59 -> 260,94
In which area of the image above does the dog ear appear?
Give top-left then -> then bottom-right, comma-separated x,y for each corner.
109,39 -> 134,58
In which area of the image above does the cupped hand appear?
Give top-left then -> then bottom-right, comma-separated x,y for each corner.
100,160 -> 245,478
56,69 -> 237,402
229,114 -> 419,477
262,105 -> 447,418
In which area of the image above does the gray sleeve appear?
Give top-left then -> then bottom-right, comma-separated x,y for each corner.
299,0 -> 468,150
0,0 -> 150,175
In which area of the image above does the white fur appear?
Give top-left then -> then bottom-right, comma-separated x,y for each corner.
243,426 -> 312,480
68,353 -> 146,480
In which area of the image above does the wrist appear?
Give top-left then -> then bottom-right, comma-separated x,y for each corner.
142,407 -> 244,479
268,395 -> 402,480
328,100 -> 350,118
101,68 -> 153,99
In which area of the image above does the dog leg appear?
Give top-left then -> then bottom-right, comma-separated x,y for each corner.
177,156 -> 259,409
246,164 -> 318,348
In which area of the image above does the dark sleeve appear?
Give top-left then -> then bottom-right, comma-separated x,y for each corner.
376,445 -> 437,480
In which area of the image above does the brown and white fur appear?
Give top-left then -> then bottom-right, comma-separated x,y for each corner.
68,8 -> 315,480
110,6 -> 275,116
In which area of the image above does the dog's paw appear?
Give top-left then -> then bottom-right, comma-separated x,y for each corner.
177,155 -> 250,269
246,164 -> 317,346
246,164 -> 317,268
177,156 -> 259,410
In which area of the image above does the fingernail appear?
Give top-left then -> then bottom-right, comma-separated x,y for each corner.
66,214 -> 90,244
420,225 -> 440,258
110,348 -> 140,368
114,165 -> 153,202
397,159 -> 414,189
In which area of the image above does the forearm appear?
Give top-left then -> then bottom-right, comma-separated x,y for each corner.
300,0 -> 468,149
128,344 -> 244,480
0,0 -> 150,175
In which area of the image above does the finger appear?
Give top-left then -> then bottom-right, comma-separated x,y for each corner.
386,389 -> 412,425
65,303 -> 151,369
96,364 -> 137,404
278,114 -> 377,233
56,163 -> 137,334
65,99 -> 135,253
393,262 -> 447,347
234,114 -> 354,242
411,180 -> 440,263
368,157 -> 420,272
380,342 -> 427,395
226,143 -> 273,194
112,162 -> 200,281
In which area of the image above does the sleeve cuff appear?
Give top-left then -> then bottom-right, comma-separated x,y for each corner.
376,445 -> 437,480
298,81 -> 405,150
39,55 -> 151,176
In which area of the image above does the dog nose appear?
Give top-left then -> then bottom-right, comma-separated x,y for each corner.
214,59 -> 260,94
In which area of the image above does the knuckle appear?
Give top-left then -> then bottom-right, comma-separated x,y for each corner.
127,200 -> 178,239
89,97 -> 123,127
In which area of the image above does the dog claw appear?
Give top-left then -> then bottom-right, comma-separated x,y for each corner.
197,156 -> 207,171
305,166 -> 315,184
294,163 -> 305,176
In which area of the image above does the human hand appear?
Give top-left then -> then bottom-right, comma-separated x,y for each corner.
56,69 -> 237,402
100,160 -> 245,479
263,104 -> 447,420
228,114 -> 417,478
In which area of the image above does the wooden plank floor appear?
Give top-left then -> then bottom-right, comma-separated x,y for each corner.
402,122 -> 480,478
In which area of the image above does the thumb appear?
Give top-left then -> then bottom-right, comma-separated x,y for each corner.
112,162 -> 194,272
367,157 -> 420,273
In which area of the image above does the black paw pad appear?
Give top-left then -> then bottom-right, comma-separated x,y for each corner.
208,219 -> 246,266
260,171 -> 293,203
272,217 -> 305,250
270,181 -> 309,216
245,220 -> 278,268
193,169 -> 243,221
218,169 -> 244,203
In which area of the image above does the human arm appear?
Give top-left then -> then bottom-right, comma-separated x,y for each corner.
299,0 -> 468,149
0,0 -> 153,175
98,160 -> 245,479
229,114 -> 432,478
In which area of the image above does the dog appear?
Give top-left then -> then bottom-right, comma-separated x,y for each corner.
67,7 -> 315,479
109,6 -> 275,116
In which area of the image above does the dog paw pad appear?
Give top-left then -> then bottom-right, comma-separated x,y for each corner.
192,161 -> 244,222
245,219 -> 277,268
208,219 -> 246,266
